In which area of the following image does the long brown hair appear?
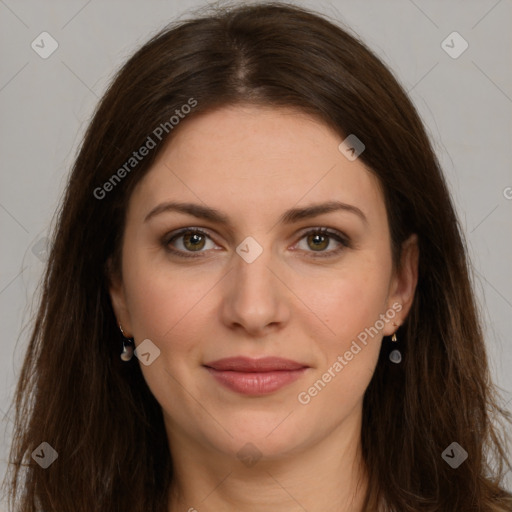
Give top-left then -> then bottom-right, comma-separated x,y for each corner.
3,2 -> 511,510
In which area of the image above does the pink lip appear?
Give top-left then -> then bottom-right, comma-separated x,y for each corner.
204,356 -> 307,372
203,357 -> 309,395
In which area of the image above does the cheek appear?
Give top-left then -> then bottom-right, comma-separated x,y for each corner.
294,253 -> 392,345
292,255 -> 391,410
122,242 -> 215,341
296,270 -> 387,413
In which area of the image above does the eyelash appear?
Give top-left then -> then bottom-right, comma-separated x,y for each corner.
162,227 -> 351,259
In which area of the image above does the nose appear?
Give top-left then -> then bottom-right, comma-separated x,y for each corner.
219,240 -> 290,337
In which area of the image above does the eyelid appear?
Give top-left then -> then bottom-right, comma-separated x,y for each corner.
293,227 -> 351,257
163,226 -> 351,258
163,226 -> 217,253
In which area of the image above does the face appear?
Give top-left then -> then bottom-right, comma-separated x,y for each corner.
108,104 -> 418,463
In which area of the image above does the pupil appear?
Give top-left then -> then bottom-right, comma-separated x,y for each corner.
310,233 -> 327,250
185,232 -> 204,250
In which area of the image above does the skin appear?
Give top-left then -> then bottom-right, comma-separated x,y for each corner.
108,104 -> 419,512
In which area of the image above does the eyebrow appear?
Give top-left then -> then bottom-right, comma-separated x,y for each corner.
143,200 -> 368,228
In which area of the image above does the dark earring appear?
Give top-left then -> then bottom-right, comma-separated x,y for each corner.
119,324 -> 134,362
389,323 -> 402,364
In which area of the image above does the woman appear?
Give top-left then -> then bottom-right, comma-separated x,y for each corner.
3,2 -> 511,511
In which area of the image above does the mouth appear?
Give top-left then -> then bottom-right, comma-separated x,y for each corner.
203,356 -> 309,395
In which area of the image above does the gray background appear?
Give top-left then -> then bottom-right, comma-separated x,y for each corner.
1,0 -> 511,504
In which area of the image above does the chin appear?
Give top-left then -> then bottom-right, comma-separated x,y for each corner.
204,416 -> 313,463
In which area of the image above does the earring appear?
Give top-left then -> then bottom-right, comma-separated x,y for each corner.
119,323 -> 134,362
389,322 -> 402,364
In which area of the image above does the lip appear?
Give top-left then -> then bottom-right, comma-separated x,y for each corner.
204,356 -> 307,372
203,357 -> 309,395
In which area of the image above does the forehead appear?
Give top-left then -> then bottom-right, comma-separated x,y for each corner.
127,105 -> 386,228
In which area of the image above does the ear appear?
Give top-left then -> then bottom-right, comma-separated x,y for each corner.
105,256 -> 133,337
383,233 -> 419,336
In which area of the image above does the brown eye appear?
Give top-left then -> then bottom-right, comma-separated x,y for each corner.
165,228 -> 216,257
295,228 -> 350,258
306,232 -> 330,251
163,227 -> 350,259
182,231 -> 206,251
